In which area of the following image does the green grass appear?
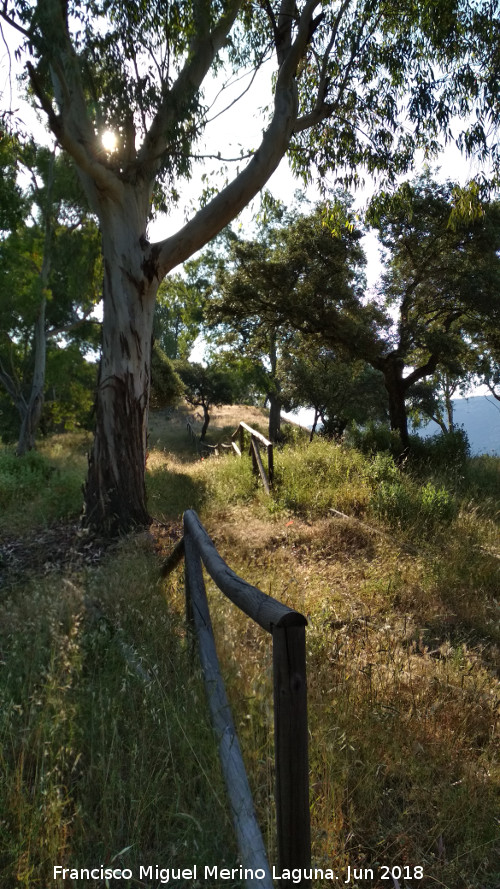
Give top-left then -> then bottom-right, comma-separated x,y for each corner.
0,436 -> 88,535
1,411 -> 499,888
0,548 -> 240,887
192,431 -> 500,888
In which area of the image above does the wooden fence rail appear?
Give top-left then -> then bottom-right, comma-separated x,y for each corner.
231,422 -> 274,493
163,510 -> 310,888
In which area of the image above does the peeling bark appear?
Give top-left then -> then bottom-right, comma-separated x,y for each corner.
83,189 -> 158,534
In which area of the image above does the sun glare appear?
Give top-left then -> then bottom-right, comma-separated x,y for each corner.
101,130 -> 117,152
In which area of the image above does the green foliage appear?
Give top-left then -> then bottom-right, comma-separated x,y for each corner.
370,479 -> 457,538
0,441 -> 85,533
150,343 -> 184,410
0,140 -> 102,450
153,270 -> 205,360
345,421 -> 404,457
407,427 -> 471,472
210,351 -> 268,406
0,126 -> 27,232
281,340 -> 388,437
175,360 -> 235,437
42,346 -> 97,433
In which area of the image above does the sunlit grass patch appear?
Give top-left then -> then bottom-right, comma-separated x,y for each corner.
271,437 -> 372,518
147,448 -> 208,521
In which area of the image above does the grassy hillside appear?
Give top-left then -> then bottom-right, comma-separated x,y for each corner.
1,403 -> 499,888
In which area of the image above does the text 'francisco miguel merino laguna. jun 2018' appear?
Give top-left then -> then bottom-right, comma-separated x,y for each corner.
53,863 -> 425,883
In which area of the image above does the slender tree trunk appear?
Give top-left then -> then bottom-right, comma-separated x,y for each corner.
17,152 -> 55,456
430,413 -> 449,435
444,378 -> 455,432
268,394 -> 282,443
268,329 -> 282,442
83,192 -> 158,535
309,408 -> 320,442
201,404 -> 210,439
17,295 -> 47,455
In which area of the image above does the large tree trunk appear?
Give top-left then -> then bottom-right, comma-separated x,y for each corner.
83,192 -> 158,535
381,356 -> 410,449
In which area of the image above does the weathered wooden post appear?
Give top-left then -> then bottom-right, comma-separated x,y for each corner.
251,437 -> 270,494
273,623 -> 310,888
267,443 -> 274,488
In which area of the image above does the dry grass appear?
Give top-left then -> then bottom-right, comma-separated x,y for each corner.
150,412 -> 500,889
2,407 -> 498,888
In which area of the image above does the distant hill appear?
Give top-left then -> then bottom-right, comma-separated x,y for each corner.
414,395 -> 500,456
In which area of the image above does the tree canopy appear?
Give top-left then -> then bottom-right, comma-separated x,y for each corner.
175,360 -> 235,439
204,181 -> 500,449
0,138 -> 101,451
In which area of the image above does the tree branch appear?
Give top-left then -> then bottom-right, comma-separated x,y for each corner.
26,0 -> 123,205
136,0 -> 244,177
153,0 -> 320,276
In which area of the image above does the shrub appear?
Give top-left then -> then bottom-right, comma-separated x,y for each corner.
370,478 -> 457,538
0,448 -> 54,510
407,427 -> 471,472
271,437 -> 371,517
345,421 -> 403,457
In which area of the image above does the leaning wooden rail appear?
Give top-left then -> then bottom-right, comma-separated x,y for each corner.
162,510 -> 310,889
232,422 -> 274,493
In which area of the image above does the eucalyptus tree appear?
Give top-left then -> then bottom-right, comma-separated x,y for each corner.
0,143 -> 101,453
2,0 -> 498,531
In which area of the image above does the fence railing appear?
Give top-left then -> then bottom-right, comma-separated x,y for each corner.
162,510 -> 310,888
231,422 -> 274,493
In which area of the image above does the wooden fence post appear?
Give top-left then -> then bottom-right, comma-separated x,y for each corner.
267,443 -> 274,488
272,624 -> 310,888
183,540 -> 196,663
251,437 -> 270,495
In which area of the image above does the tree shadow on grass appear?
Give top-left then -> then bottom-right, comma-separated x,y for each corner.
0,552 -> 243,886
147,463 -> 208,522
